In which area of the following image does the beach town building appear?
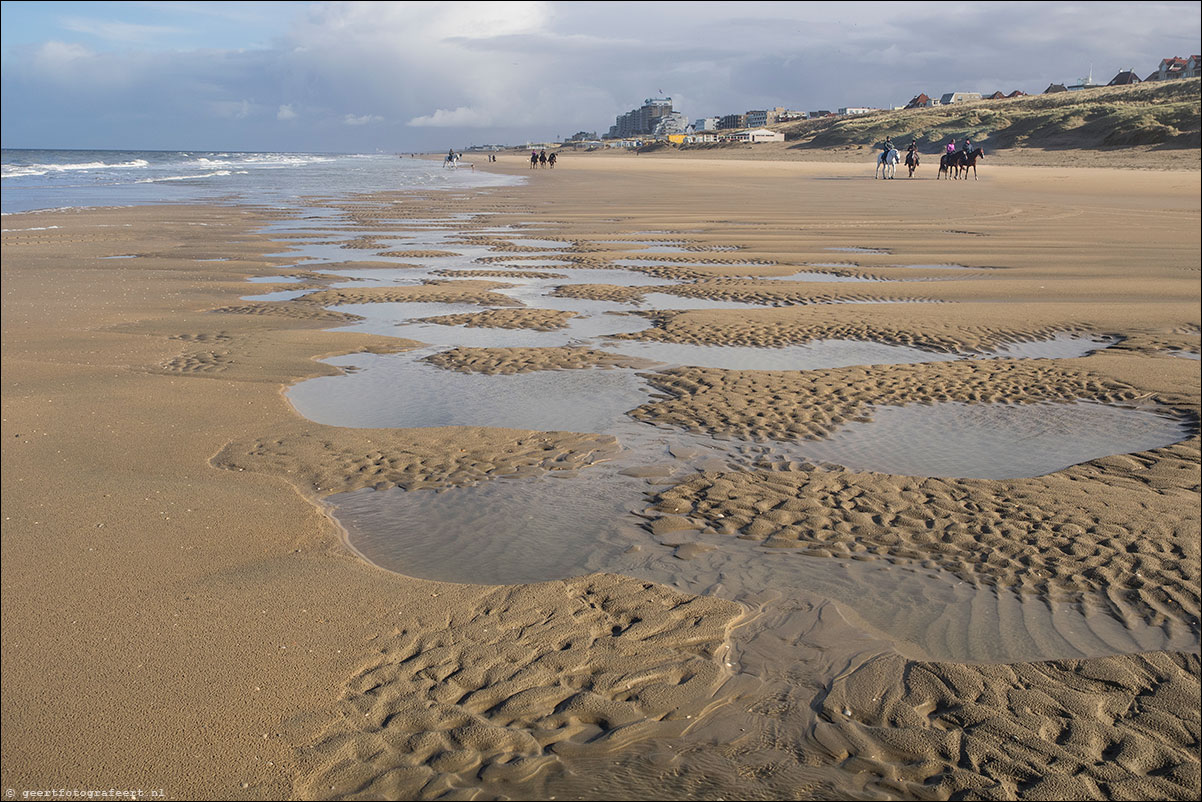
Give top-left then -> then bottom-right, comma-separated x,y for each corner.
718,113 -> 748,130
691,117 -> 719,132
939,92 -> 983,104
1145,56 -> 1200,81
1067,68 -> 1102,91
1108,70 -> 1142,86
904,93 -> 934,109
729,129 -> 785,143
838,107 -> 877,116
745,107 -> 793,127
605,98 -> 675,139
652,111 -> 689,137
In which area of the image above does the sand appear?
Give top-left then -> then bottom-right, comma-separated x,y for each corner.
1,152 -> 1199,801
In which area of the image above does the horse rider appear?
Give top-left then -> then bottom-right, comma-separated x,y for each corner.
962,137 -> 972,152
906,139 -> 919,164
946,139 -> 956,155
880,137 -> 895,157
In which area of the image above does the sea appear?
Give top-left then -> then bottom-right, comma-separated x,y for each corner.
1,148 -> 521,215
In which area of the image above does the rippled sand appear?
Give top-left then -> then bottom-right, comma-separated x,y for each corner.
2,156 -> 1198,800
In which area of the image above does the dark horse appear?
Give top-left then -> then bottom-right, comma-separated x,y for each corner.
960,147 -> 984,180
905,149 -> 920,177
938,148 -> 984,180
937,150 -> 963,180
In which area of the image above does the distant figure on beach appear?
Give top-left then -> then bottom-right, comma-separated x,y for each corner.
530,150 -> 538,168
548,152 -> 557,168
539,150 -> 547,167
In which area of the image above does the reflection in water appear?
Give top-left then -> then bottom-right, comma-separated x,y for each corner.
330,402 -> 1196,663
273,218 -> 1195,663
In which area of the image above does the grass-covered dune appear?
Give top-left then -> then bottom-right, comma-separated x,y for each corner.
781,79 -> 1200,153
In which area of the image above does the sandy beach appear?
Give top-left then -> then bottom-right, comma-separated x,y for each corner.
2,154 -> 1199,800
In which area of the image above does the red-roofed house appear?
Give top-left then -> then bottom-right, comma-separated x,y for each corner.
1147,56 -> 1195,81
904,93 -> 933,109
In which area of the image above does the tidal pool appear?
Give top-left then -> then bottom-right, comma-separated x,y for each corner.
326,399 -> 1196,664
262,213 -> 1198,666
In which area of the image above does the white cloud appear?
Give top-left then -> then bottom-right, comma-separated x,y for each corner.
277,104 -> 298,120
60,17 -> 185,44
343,113 -> 383,126
407,106 -> 493,128
33,40 -> 92,67
212,99 -> 254,119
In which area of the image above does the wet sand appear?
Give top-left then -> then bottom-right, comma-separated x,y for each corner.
1,155 -> 1199,800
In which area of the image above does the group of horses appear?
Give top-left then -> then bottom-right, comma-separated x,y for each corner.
875,146 -> 984,180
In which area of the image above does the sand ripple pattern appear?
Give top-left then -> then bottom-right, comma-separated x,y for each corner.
215,428 -> 620,494
618,313 -> 1080,351
295,575 -> 743,800
424,346 -> 658,375
300,282 -> 522,308
633,361 -> 1144,442
414,309 -> 576,331
646,438 -> 1201,628
815,650 -> 1200,800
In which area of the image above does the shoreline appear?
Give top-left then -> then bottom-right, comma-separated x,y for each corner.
2,157 -> 1199,799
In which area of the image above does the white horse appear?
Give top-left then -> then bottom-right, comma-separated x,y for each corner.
875,148 -> 900,179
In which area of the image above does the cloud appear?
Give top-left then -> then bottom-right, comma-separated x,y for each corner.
60,17 -> 185,44
407,106 -> 493,128
2,1 -> 1198,152
31,40 -> 92,70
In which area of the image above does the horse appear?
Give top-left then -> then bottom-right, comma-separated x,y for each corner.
937,150 -> 965,180
960,147 -> 984,180
875,148 -> 900,179
905,149 -> 920,177
530,151 -> 538,169
548,152 -> 557,168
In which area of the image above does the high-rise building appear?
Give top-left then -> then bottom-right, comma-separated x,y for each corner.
606,98 -> 675,139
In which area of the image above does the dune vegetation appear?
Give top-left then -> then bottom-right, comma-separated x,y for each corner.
780,79 -> 1200,153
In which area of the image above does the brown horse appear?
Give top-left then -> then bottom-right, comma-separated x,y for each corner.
937,150 -> 962,180
938,148 -> 984,180
960,147 -> 984,180
905,149 -> 920,177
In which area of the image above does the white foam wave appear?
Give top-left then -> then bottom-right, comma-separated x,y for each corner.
135,170 -> 232,183
2,159 -> 150,178
190,154 -> 334,169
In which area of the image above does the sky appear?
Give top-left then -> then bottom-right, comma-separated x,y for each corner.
2,1 -> 1199,153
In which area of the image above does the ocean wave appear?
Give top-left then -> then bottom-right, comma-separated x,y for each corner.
2,159 -> 150,178
134,170 -> 233,183
190,153 -> 334,169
